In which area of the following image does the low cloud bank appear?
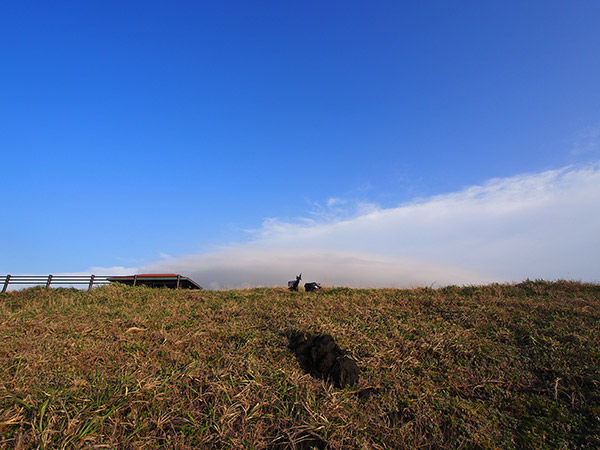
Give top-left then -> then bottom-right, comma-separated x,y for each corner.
143,164 -> 600,289
144,249 -> 493,290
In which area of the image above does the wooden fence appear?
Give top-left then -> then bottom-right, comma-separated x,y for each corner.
0,275 -> 111,293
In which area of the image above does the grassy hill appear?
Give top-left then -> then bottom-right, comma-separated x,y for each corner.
1,281 -> 599,449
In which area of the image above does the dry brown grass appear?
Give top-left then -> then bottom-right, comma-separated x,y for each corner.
0,281 -> 599,449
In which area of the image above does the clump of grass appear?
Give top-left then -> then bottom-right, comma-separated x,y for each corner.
0,281 -> 599,448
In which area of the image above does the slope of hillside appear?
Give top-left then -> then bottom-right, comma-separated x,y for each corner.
1,281 -> 599,449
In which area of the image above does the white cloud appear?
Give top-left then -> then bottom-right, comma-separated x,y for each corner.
570,126 -> 600,156
144,164 -> 600,288
326,197 -> 344,207
143,248 -> 491,290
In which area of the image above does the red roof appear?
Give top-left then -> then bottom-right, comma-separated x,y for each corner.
106,274 -> 203,290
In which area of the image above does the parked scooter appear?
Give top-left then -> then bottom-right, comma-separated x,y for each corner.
288,273 -> 302,291
304,282 -> 321,292
288,273 -> 321,292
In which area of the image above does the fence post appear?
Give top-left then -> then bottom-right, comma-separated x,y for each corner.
88,274 -> 95,292
46,274 -> 53,288
176,275 -> 181,289
133,275 -> 138,287
2,275 -> 10,293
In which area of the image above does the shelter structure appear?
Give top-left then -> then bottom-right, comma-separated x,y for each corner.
107,274 -> 203,290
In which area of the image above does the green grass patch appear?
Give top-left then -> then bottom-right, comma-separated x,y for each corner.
0,281 -> 599,448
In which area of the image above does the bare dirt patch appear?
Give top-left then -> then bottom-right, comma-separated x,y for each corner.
286,330 -> 359,388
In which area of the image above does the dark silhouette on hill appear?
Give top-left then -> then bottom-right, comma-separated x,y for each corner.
286,330 -> 359,388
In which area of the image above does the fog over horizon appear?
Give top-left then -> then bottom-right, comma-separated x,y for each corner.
89,163 -> 600,289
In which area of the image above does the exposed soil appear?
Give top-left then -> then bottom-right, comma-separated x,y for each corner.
286,331 -> 359,388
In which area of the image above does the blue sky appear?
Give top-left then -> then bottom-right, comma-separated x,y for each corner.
1,1 -> 599,287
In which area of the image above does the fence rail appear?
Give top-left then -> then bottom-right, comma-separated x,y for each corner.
0,275 -> 111,293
